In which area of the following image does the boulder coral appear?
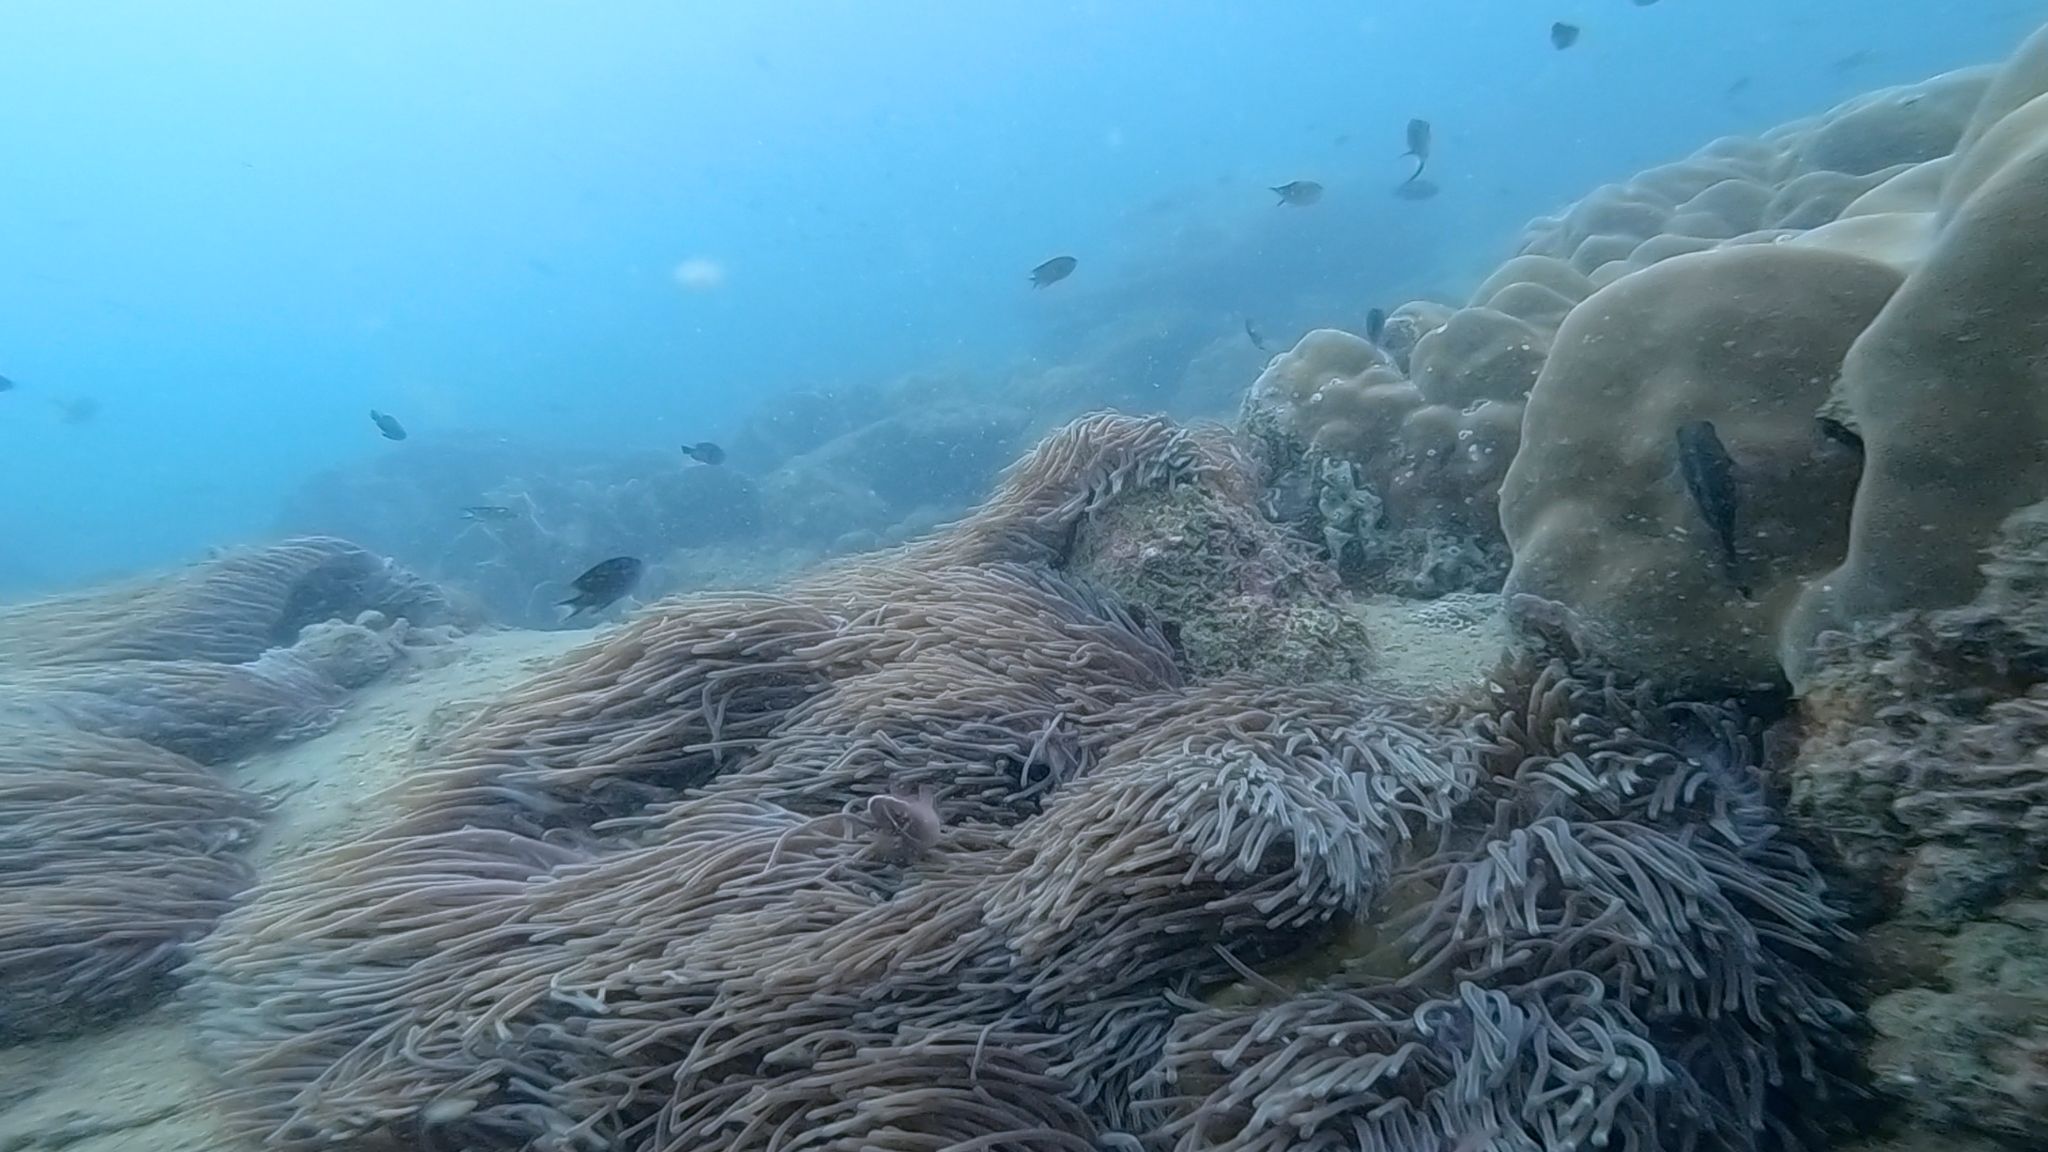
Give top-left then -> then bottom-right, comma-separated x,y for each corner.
1271,16 -> 2048,694
1242,330 -> 1519,596
1499,244 -> 1901,691
1783,86 -> 2048,684
1244,53 -> 1996,605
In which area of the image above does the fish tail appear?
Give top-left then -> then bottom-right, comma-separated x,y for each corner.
1720,541 -> 1753,600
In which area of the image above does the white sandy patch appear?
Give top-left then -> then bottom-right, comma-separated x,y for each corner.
1352,591 -> 1506,697
234,628 -> 582,866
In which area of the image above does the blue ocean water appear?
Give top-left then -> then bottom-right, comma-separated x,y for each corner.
0,0 -> 2030,593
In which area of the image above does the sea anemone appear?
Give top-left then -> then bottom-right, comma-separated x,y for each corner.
1148,639 -> 1861,1151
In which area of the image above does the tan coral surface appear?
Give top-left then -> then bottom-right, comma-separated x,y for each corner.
1500,244 -> 1899,688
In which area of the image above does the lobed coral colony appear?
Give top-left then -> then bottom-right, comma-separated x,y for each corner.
4,20 -> 2047,1152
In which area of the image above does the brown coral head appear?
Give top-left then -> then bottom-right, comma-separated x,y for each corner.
865,784 -> 943,863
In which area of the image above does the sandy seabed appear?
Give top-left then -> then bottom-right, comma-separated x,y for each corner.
0,599 -> 1500,1152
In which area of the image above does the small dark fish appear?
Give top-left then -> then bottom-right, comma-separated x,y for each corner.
1244,318 -> 1267,352
1402,118 -> 1432,182
1271,181 -> 1323,206
370,409 -> 407,441
56,397 -> 98,426
0,375 -> 13,393
1676,421 -> 1752,598
461,505 -> 518,521
559,556 -> 644,619
1724,76 -> 1753,98
1551,22 -> 1580,49
682,440 -> 727,466
1029,256 -> 1077,287
1632,0 -> 1658,6
1364,308 -> 1388,345
1831,49 -> 1872,73
1393,179 -> 1441,201
1816,415 -> 1863,454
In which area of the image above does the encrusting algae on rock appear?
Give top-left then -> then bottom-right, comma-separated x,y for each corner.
1065,425 -> 1374,683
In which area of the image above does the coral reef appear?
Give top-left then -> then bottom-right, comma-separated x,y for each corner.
1498,243 -> 1899,692
279,443 -> 766,628
0,538 -> 458,1042
16,25 -> 2040,1150
1783,500 -> 2048,1145
186,414 -> 1861,1152
1065,425 -> 1373,682
1241,55 -> 1998,611
187,413 -> 1458,1149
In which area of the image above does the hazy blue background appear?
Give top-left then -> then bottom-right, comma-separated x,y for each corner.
0,0 -> 2035,593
